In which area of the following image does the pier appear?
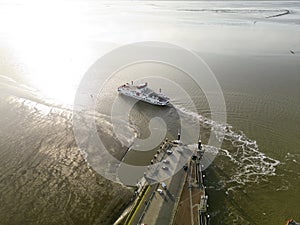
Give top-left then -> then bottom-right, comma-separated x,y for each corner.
173,140 -> 210,225
122,138 -> 210,225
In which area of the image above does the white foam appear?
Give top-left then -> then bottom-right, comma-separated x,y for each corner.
174,104 -> 281,187
285,152 -> 300,165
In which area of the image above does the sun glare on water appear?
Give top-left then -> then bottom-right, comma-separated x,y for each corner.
1,0 -> 94,105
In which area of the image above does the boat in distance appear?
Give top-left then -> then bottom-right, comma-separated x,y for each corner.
117,81 -> 170,106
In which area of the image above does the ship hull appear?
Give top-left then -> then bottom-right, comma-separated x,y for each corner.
118,90 -> 169,106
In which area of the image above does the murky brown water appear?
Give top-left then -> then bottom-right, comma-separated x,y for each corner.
0,1 -> 300,225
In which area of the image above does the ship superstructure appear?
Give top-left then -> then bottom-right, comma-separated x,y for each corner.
117,82 -> 169,106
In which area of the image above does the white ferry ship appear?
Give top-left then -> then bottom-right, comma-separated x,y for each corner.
117,81 -> 169,106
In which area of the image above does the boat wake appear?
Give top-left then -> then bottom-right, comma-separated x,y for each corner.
175,104 -> 280,190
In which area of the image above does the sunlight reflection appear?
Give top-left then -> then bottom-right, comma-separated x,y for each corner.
3,0 -> 92,105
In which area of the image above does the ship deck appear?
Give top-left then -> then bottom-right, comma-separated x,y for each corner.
120,85 -> 153,95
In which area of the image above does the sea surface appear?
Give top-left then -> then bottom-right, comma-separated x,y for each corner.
0,1 -> 299,225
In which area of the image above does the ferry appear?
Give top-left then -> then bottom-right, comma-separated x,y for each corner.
117,81 -> 169,106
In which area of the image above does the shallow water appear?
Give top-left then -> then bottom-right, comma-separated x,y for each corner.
0,1 -> 300,224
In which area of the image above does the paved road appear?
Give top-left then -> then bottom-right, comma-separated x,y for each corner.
139,145 -> 190,225
134,169 -> 186,225
128,142 -> 192,225
128,185 -> 156,225
152,169 -> 186,225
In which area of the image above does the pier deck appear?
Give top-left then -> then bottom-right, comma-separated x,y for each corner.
124,140 -> 209,225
